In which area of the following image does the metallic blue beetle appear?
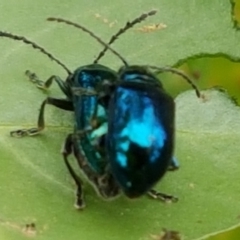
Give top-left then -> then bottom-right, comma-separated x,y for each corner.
68,65 -> 117,174
99,66 -> 178,197
85,65 -> 200,199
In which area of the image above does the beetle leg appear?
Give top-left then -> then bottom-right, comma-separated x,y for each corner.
147,189 -> 178,203
70,131 -> 121,200
62,134 -> 86,209
25,70 -> 69,96
63,133 -> 119,205
10,97 -> 73,137
168,156 -> 179,171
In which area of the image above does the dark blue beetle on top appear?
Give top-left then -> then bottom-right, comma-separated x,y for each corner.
94,65 -> 177,198
110,66 -> 175,197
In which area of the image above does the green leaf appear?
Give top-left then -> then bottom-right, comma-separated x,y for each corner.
196,224 -> 240,240
1,1 -> 240,240
159,56 -> 240,105
231,0 -> 240,28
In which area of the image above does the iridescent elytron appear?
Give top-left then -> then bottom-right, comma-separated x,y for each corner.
1,10 -> 161,208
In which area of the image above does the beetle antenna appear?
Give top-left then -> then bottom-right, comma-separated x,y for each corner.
94,9 -> 157,64
148,65 -> 201,98
47,17 -> 128,66
0,31 -> 72,75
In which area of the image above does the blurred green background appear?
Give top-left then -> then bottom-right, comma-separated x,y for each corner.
168,3 -> 240,237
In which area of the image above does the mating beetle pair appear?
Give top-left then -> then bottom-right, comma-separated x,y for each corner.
1,10 -> 200,208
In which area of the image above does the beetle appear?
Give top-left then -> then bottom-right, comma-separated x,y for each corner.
0,10 -> 161,208
74,64 -> 200,200
54,18 -> 201,201
96,66 -> 189,198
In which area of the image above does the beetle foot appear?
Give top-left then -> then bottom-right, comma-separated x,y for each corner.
74,198 -> 86,210
25,70 -> 46,89
167,165 -> 179,171
74,187 -> 86,210
168,157 -> 180,171
10,128 -> 40,137
147,189 -> 178,203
